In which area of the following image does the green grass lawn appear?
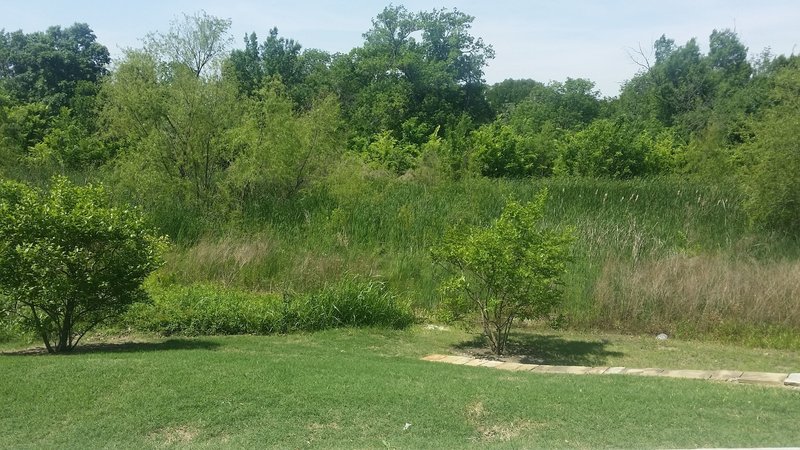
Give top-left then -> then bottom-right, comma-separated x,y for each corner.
2,327 -> 798,448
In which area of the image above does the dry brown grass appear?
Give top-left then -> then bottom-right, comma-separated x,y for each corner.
465,400 -> 545,442
150,425 -> 199,447
592,253 -> 800,335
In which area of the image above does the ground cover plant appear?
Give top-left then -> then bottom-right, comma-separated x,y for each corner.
1,327 -> 798,449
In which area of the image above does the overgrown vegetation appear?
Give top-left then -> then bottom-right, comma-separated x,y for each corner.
125,278 -> 414,336
1,6 -> 799,350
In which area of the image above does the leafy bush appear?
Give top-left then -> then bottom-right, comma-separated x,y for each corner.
471,122 -> 557,178
0,177 -> 166,352
432,191 -> 573,354
362,130 -> 421,175
557,119 -> 650,178
126,277 -> 414,335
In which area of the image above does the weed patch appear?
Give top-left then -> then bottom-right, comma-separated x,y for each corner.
587,254 -> 800,347
126,277 -> 414,336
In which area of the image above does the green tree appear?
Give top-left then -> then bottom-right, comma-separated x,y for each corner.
509,78 -> 602,133
0,100 -> 49,156
619,35 -> 715,137
143,10 -> 232,78
486,78 -> 542,113
261,27 -> 303,85
740,65 -> 800,234
332,5 -> 494,148
0,23 -> 109,170
708,29 -> 751,91
226,32 -> 264,95
226,28 -> 333,109
432,192 -> 573,355
28,106 -> 108,169
0,177 -> 165,353
102,12 -> 240,217
0,23 -> 109,109
225,84 -> 343,201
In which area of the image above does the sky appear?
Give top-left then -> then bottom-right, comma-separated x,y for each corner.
1,0 -> 798,96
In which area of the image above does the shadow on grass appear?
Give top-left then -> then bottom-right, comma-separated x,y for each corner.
453,332 -> 623,366
1,338 -> 220,356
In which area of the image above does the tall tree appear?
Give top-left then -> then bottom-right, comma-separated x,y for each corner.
143,10 -> 232,78
619,34 -> 719,139
708,29 -> 752,91
225,28 -> 333,109
226,32 -> 263,95
333,5 -> 494,149
0,23 -> 110,109
740,64 -> 800,234
103,13 -> 239,218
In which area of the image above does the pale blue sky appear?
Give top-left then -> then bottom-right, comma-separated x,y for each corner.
2,0 -> 798,96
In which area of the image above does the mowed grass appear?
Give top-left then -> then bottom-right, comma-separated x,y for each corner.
2,327 -> 798,448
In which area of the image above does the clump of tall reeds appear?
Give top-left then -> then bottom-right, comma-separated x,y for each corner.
154,174 -> 800,347
586,254 -> 800,347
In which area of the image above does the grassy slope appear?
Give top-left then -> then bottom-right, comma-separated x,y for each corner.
158,176 -> 800,347
2,328 -> 798,448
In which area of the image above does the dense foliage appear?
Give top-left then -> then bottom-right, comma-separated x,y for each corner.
1,6 -> 799,348
0,177 -> 165,352
1,7 -> 797,232
126,278 -> 414,335
432,192 -> 573,354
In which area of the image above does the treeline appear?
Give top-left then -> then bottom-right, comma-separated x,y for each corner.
1,6 -> 799,236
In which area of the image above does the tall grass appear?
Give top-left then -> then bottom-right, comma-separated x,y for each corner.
154,172 -> 800,347
588,254 -> 800,346
126,277 -> 414,335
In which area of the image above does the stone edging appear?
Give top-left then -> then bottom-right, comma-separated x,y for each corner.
422,354 -> 800,388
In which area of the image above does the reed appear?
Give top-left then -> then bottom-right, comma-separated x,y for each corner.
155,174 -> 800,346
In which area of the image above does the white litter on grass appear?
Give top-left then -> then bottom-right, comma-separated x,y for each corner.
403,423 -> 412,431
656,333 -> 668,340
424,324 -> 449,331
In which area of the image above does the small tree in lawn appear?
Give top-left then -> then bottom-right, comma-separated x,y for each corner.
432,190 -> 573,355
0,177 -> 166,353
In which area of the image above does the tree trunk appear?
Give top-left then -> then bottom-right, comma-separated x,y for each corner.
30,306 -> 54,353
55,301 -> 75,353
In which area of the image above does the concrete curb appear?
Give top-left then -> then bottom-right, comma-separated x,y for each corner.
421,354 -> 799,388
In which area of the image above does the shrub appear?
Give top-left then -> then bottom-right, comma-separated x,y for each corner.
0,177 -> 166,352
125,284 -> 284,335
432,191 -> 573,354
126,277 -> 414,335
470,122 -> 556,178
557,119 -> 651,178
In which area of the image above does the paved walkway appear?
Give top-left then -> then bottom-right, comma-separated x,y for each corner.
422,354 -> 800,388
